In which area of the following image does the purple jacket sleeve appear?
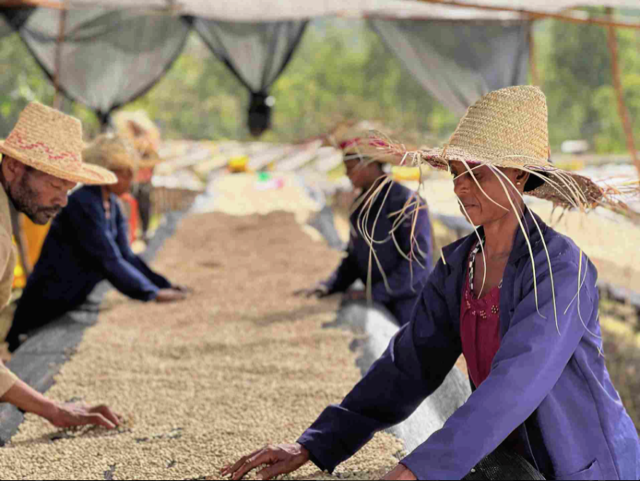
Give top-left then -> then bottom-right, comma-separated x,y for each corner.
323,249 -> 360,295
297,261 -> 461,472
67,200 -> 160,302
114,205 -> 172,290
371,200 -> 432,303
401,254 -> 594,479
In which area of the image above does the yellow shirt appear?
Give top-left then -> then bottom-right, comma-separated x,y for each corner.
0,186 -> 19,397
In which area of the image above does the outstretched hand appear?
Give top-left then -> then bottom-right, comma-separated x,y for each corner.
382,464 -> 418,480
155,289 -> 187,303
172,284 -> 193,294
344,290 -> 367,302
293,283 -> 330,299
221,443 -> 310,480
46,402 -> 121,430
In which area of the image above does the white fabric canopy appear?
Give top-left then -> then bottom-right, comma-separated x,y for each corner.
53,0 -> 640,21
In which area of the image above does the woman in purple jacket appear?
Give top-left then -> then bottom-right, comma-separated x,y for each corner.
297,138 -> 433,326
222,87 -> 640,480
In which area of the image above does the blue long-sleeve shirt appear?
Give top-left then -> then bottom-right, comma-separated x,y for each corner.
12,186 -> 171,331
325,181 -> 433,321
299,209 -> 640,480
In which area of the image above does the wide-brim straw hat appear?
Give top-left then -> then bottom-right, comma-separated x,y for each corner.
341,137 -> 400,165
416,86 -> 603,209
0,102 -> 116,185
83,133 -> 139,174
132,137 -> 163,169
113,110 -> 164,169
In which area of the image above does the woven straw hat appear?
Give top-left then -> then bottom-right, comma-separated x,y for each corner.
419,86 -> 603,207
113,110 -> 163,169
0,102 -> 116,185
83,133 -> 139,174
341,137 -> 398,164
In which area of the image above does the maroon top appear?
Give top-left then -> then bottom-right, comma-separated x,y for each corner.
460,255 -> 502,388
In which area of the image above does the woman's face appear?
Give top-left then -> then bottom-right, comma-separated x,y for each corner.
109,169 -> 134,197
449,161 -> 528,226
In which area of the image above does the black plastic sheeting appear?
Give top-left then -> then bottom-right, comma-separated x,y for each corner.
194,19 -> 308,137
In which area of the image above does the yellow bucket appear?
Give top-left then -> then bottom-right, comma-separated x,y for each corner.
392,166 -> 423,182
228,155 -> 250,173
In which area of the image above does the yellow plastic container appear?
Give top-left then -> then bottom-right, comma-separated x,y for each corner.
392,166 -> 423,182
228,155 -> 250,173
22,215 -> 50,269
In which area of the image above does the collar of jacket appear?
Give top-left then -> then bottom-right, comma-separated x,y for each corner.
440,207 -> 549,274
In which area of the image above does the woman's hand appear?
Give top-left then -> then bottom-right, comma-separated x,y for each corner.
155,289 -> 187,303
344,290 -> 367,301
221,443 -> 310,480
293,283 -> 330,299
171,284 -> 193,294
382,464 -> 418,480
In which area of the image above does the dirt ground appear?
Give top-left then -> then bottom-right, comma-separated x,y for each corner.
0,212 -> 404,480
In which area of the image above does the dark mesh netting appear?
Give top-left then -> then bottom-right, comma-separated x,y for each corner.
16,8 -> 191,125
0,7 -> 34,34
194,19 -> 307,136
369,20 -> 530,115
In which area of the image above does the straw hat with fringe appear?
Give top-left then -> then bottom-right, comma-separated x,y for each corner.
83,133 -> 139,174
113,110 -> 163,169
340,137 -> 400,165
0,102 -> 116,185
392,86 -> 604,210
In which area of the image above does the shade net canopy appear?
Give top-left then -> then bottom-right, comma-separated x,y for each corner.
195,19 -> 307,136
3,0 -> 636,135
370,20 -> 530,116
33,0 -> 640,21
16,7 -> 191,124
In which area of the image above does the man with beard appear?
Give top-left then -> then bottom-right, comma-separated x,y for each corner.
0,102 -> 121,430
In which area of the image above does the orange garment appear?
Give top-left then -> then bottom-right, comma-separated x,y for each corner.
21,215 -> 50,269
120,194 -> 139,244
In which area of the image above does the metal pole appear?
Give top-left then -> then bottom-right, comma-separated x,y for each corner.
606,8 -> 639,175
52,4 -> 67,110
528,22 -> 540,86
403,0 -> 640,31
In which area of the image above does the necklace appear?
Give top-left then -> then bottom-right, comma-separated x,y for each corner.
469,237 -> 503,297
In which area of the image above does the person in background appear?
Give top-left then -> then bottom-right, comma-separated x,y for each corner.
296,138 -> 433,326
113,110 -> 164,241
0,102 -> 121,429
6,133 -> 189,353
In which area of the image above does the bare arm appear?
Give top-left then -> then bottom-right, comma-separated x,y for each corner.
1,378 -> 120,429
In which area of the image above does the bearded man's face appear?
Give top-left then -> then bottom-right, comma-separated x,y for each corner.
5,159 -> 76,225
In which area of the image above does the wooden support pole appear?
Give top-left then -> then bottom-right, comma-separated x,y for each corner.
52,4 -> 67,111
528,22 -> 539,86
606,8 -> 639,175
404,0 -> 640,31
